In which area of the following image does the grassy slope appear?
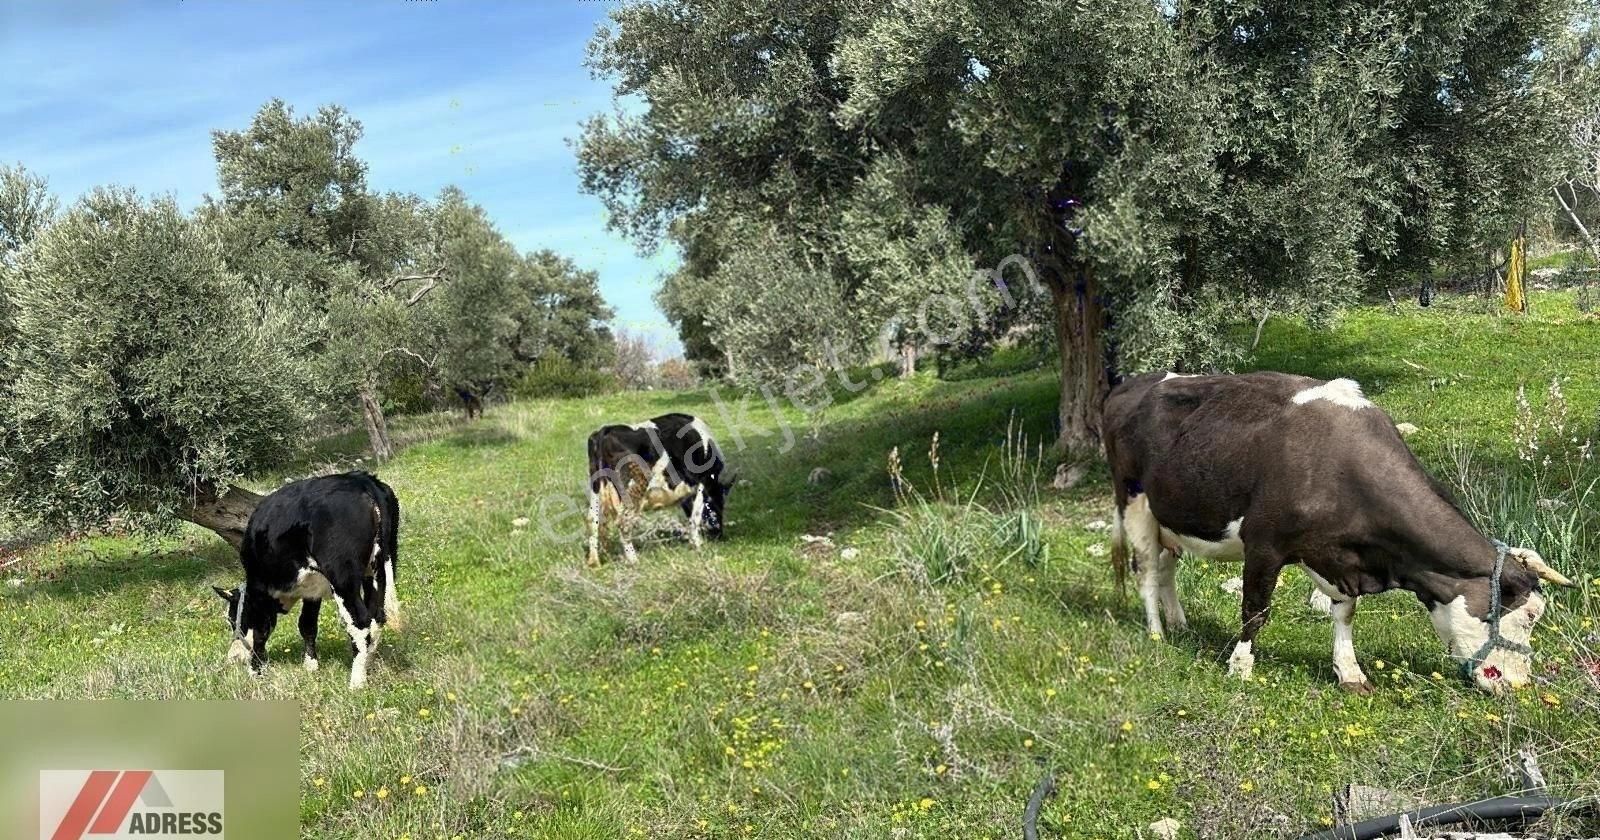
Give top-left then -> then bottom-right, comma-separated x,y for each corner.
2,294 -> 1599,839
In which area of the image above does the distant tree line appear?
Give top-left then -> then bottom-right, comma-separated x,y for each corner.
578,0 -> 1597,451
0,100 -> 614,545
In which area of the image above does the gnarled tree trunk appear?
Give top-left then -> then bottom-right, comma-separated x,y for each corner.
176,484 -> 264,548
359,381 -> 394,461
1045,253 -> 1108,455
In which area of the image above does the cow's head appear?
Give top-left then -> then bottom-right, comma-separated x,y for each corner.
701,472 -> 735,539
213,584 -> 282,670
1428,547 -> 1571,693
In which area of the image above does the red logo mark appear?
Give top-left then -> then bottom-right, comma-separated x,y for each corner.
51,771 -> 153,840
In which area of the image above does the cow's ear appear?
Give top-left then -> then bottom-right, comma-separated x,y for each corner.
212,586 -> 236,601
1508,547 -> 1575,587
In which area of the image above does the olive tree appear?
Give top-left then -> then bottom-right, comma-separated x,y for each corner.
206,101 -> 448,460
0,190 -> 311,545
581,0 -> 1581,450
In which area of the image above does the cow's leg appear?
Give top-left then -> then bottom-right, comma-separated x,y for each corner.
1156,548 -> 1186,631
688,484 -> 706,550
586,488 -> 603,566
299,599 -> 322,671
331,581 -> 376,690
1137,553 -> 1164,639
362,575 -> 383,651
1121,496 -> 1167,639
1229,547 -> 1285,681
1331,597 -> 1373,694
249,629 -> 269,673
619,503 -> 640,564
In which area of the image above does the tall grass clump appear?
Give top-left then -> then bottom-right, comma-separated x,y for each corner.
1446,377 -> 1600,585
882,420 -> 1050,586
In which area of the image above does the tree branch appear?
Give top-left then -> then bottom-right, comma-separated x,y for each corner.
1553,181 -> 1600,262
404,278 -> 439,306
378,346 -> 437,369
380,268 -> 446,291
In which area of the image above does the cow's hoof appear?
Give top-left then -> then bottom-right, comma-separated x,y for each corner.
1338,680 -> 1375,696
1226,643 -> 1255,681
303,657 -> 319,672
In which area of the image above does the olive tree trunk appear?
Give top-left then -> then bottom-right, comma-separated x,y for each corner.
1045,253 -> 1108,455
359,382 -> 395,461
176,484 -> 264,549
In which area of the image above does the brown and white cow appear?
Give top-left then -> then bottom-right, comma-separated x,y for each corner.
1103,371 -> 1572,694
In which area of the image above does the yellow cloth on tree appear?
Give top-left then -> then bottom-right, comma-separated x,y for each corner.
1505,236 -> 1526,313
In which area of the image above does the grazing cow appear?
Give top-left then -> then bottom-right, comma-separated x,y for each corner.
1103,371 -> 1572,694
455,387 -> 483,420
214,471 -> 401,690
585,413 -> 732,565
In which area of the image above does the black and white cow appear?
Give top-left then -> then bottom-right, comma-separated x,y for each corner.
1103,371 -> 1572,694
586,413 -> 732,565
214,471 -> 401,690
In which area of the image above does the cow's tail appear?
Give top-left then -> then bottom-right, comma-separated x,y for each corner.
1110,505 -> 1129,601
357,474 -> 403,631
380,485 -> 403,630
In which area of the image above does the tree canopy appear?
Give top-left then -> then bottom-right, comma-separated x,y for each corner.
0,100 -> 615,543
581,0 -> 1586,448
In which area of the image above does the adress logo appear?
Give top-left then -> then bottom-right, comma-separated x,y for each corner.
39,771 -> 224,840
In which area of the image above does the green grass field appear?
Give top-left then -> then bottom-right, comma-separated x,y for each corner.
4,293 -> 1600,838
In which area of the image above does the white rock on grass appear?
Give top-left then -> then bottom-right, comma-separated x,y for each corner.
834,611 -> 866,630
1220,576 -> 1244,595
512,517 -> 530,529
840,547 -> 860,560
1149,818 -> 1182,840
1395,422 -> 1420,437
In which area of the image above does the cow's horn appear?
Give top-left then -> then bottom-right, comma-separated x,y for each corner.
1508,547 -> 1575,587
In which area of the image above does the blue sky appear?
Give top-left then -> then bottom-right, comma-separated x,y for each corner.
0,0 -> 682,353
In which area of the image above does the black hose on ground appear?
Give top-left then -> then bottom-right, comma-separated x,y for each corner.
1294,794 -> 1568,840
1022,769 -> 1056,840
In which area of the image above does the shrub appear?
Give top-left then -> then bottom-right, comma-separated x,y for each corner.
513,356 -> 618,400
656,357 -> 700,390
